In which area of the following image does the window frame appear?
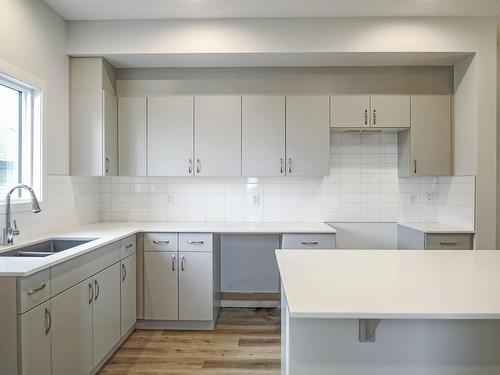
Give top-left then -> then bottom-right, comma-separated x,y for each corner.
0,59 -> 46,209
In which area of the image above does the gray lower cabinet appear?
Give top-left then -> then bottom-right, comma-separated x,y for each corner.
397,225 -> 473,250
51,278 -> 93,375
3,237 -> 137,375
92,263 -> 121,367
143,233 -> 220,326
121,253 -> 137,336
144,251 -> 179,320
18,301 -> 52,375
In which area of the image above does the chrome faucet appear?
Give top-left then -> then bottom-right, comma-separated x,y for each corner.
3,184 -> 41,246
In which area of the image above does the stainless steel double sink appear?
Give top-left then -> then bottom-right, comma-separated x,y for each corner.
0,238 -> 97,257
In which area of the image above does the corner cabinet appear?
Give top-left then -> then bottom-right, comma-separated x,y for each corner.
70,57 -> 118,176
286,96 -> 330,176
399,95 -> 451,177
118,97 -> 147,176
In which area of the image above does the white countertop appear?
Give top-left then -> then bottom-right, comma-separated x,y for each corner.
0,221 -> 335,277
277,249 -> 500,320
398,222 -> 475,234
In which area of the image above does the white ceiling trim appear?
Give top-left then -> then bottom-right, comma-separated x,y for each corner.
44,0 -> 500,20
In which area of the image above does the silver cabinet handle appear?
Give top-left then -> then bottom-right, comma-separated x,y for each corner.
172,254 -> 176,271
181,255 -> 185,271
301,241 -> 319,245
188,158 -> 193,174
105,157 -> 110,174
125,243 -> 133,249
364,109 -> 368,125
288,158 -> 292,174
373,109 -> 376,125
187,240 -> 204,244
196,158 -> 201,174
94,280 -> 100,301
280,158 -> 284,174
412,158 -> 417,174
122,264 -> 127,282
45,308 -> 52,335
27,282 -> 46,296
440,242 -> 458,247
153,240 -> 170,244
88,283 -> 93,305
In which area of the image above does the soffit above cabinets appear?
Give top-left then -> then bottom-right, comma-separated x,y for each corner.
44,0 -> 500,20
97,52 -> 472,69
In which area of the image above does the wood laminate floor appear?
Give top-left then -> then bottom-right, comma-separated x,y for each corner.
99,308 -> 281,374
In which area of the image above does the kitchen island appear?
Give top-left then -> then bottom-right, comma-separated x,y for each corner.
277,249 -> 500,375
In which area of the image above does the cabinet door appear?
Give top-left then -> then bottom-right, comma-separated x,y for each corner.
92,262 -> 121,367
18,301 -> 51,375
285,96 -> 330,176
410,96 -> 451,176
179,252 -> 213,321
103,90 -> 118,176
194,96 -> 241,176
330,96 -> 370,128
121,254 -> 137,336
242,96 -> 285,176
51,278 -> 93,375
370,95 -> 410,128
148,97 -> 194,176
71,89 -> 104,176
118,97 -> 147,176
144,251 -> 179,320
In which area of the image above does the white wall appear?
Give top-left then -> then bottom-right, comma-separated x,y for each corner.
0,0 -> 69,175
0,1 -> 103,242
68,17 -> 497,248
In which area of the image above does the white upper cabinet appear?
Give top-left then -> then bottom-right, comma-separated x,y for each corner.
70,57 -> 117,176
330,96 -> 370,128
285,96 -> 330,176
370,95 -> 410,128
194,96 -> 242,176
118,97 -> 147,176
242,96 -> 286,176
148,97 -> 194,176
399,95 -> 451,177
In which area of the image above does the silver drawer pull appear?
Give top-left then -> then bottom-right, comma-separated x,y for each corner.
172,254 -> 176,271
153,240 -> 170,244
187,240 -> 204,245
45,308 -> 52,335
27,282 -> 46,296
125,243 -> 133,249
181,255 -> 185,271
301,241 -> 319,245
439,242 -> 458,247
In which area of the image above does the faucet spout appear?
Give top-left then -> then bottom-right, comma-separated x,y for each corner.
3,184 -> 42,246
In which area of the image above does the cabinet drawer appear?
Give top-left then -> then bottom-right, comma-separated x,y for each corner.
425,234 -> 473,250
281,233 -> 336,249
121,235 -> 136,258
144,233 -> 178,251
179,233 -> 213,252
17,269 -> 51,314
51,242 -> 121,297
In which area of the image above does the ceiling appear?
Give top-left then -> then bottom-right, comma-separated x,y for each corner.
44,0 -> 500,20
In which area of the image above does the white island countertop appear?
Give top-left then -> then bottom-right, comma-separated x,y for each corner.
277,249 -> 500,320
0,221 -> 335,276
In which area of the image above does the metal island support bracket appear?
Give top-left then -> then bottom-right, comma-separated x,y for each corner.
359,319 -> 381,342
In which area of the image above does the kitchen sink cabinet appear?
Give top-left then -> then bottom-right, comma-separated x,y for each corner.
51,278 -> 93,375
18,301 -> 52,375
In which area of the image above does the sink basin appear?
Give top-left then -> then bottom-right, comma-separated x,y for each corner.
0,238 -> 97,257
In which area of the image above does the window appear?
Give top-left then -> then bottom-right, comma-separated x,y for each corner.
0,72 -> 42,200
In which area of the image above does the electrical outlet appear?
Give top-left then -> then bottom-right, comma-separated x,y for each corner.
167,193 -> 173,205
410,194 -> 417,205
252,193 -> 261,206
426,192 -> 434,205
